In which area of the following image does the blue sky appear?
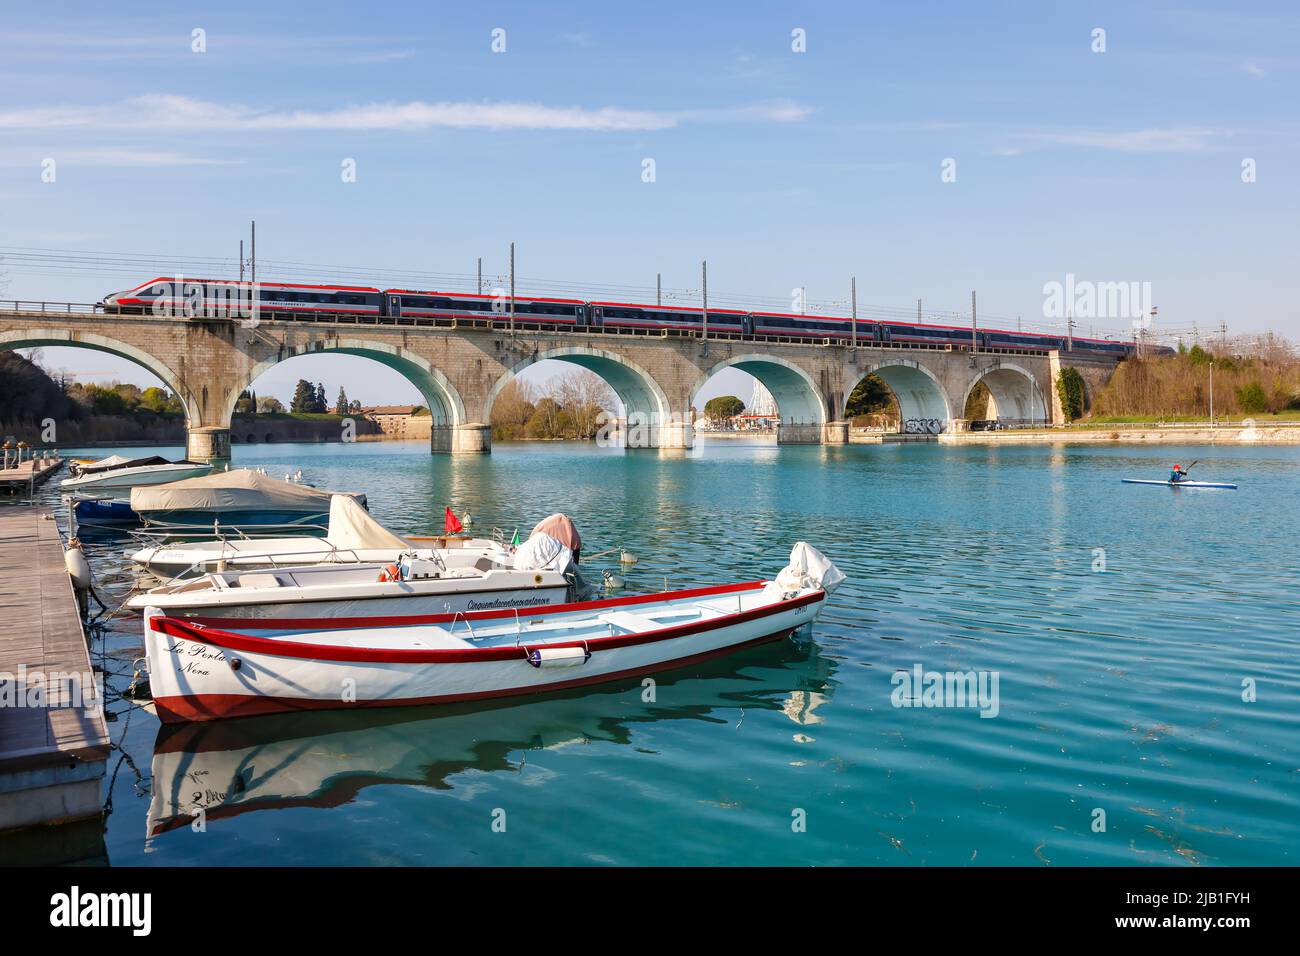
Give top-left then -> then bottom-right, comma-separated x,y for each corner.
2,1 -> 1297,407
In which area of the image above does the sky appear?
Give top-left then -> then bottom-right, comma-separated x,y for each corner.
2,1 -> 1297,408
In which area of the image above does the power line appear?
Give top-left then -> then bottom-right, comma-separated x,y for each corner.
0,245 -> 1152,341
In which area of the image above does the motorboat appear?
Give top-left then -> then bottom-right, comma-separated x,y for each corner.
130,494 -> 508,578
67,493 -> 140,527
126,542 -> 575,619
130,468 -> 366,530
61,455 -> 213,495
126,499 -> 584,618
142,542 -> 845,723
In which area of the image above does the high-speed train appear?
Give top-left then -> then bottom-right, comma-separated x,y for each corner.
102,276 -> 1144,356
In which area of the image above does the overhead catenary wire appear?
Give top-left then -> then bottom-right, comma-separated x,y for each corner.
0,245 -> 1150,341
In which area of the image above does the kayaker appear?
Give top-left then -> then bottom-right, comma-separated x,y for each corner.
1169,464 -> 1186,483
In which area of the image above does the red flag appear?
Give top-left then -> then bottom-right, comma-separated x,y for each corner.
444,506 -> 463,535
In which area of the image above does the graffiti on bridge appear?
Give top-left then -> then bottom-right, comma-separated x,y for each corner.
903,418 -> 945,435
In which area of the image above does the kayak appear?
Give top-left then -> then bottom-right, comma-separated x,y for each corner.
1121,479 -> 1237,489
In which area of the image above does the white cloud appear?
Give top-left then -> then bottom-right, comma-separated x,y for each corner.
1031,127 -> 1226,153
0,94 -> 810,134
343,50 -> 416,64
0,147 -> 241,167
558,31 -> 595,48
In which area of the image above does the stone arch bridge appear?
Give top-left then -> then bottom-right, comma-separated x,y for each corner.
0,306 -> 1121,460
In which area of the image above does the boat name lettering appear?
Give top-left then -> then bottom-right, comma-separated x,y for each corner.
465,595 -> 554,611
164,638 -> 227,662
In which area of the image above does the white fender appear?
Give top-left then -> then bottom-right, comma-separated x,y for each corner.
65,539 -> 92,592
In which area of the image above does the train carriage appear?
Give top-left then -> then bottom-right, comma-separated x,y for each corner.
381,289 -> 587,326
591,301 -> 749,336
750,309 -> 863,341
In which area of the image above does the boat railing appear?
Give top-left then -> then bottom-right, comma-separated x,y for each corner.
137,539 -> 379,584
129,521 -> 331,546
227,543 -> 373,572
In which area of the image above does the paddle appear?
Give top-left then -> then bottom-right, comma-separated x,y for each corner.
1171,459 -> 1199,483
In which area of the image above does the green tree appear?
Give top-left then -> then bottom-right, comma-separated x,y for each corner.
845,374 -> 897,417
335,387 -> 350,415
314,383 -> 327,413
1056,366 -> 1086,421
80,384 -> 129,416
290,379 -> 316,413
234,389 -> 257,415
525,397 -> 564,438
704,395 -> 745,421
1235,381 -> 1269,414
257,395 -> 285,414
0,351 -> 79,423
139,386 -> 181,415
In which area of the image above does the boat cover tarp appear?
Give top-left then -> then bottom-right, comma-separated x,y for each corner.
512,532 -> 574,573
79,454 -> 134,472
79,454 -> 172,474
131,468 -> 342,514
326,495 -> 408,551
530,513 -> 581,552
774,542 -> 846,594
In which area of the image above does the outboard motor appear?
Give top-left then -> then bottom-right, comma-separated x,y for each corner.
773,542 -> 846,595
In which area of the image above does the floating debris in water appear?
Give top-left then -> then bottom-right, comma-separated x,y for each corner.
877,831 -> 911,856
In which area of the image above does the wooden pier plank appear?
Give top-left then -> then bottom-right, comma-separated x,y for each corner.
0,506 -> 109,833
0,457 -> 63,492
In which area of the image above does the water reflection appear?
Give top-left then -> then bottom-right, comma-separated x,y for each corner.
146,635 -> 837,842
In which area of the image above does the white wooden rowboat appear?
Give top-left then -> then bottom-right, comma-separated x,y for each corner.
142,543 -> 844,724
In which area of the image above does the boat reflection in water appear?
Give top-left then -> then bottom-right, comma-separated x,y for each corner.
146,634 -> 836,841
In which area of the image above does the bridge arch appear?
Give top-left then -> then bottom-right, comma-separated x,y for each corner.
854,360 -> 953,427
232,339 -> 467,427
0,328 -> 199,423
690,354 -> 827,425
484,345 -> 671,431
962,362 -> 1049,423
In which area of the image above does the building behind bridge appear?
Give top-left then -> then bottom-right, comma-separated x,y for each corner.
360,405 -> 432,440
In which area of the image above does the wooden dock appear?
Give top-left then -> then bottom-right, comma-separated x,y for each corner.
0,456 -> 63,494
0,506 -> 109,859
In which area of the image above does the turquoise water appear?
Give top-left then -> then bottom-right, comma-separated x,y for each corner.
15,439 -> 1300,865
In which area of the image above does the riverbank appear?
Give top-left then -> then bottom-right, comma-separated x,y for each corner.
941,423 -> 1300,444
696,431 -> 776,441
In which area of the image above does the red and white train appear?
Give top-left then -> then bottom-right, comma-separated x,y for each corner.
103,276 -> 1148,356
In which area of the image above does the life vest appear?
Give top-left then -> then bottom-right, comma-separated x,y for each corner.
377,563 -> 401,583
